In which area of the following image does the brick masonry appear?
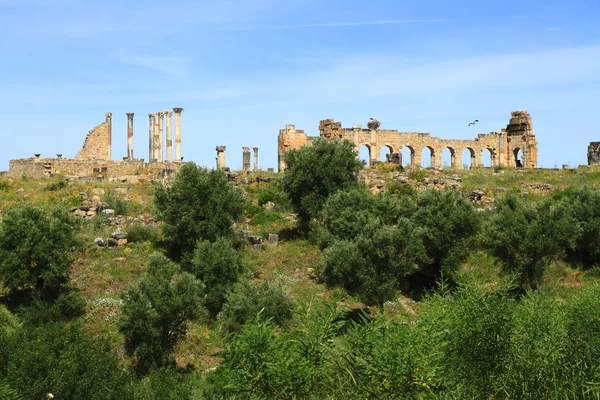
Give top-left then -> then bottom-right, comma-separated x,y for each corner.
278,111 -> 538,171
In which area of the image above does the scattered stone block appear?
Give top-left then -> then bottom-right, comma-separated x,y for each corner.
268,234 -> 279,246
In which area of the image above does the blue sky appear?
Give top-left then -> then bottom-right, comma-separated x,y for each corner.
1,0 -> 599,170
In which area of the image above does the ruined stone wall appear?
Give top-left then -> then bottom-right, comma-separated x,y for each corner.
588,142 -> 600,165
75,112 -> 112,160
8,158 -> 183,179
278,111 -> 538,170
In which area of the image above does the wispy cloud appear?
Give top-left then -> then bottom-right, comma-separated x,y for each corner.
227,18 -> 446,31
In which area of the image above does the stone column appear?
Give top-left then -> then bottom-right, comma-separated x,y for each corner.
148,113 -> 154,163
253,147 -> 258,171
242,147 -> 251,171
153,113 -> 160,162
126,112 -> 134,160
105,112 -> 112,160
157,112 -> 164,162
173,108 -> 183,162
352,125 -> 361,156
165,110 -> 173,162
216,146 -> 226,169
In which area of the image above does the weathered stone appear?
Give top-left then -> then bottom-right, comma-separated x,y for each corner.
247,235 -> 263,245
110,230 -> 127,240
268,234 -> 279,246
102,209 -> 115,216
262,201 -> 275,211
117,238 -> 128,247
106,238 -> 118,247
94,237 -> 105,247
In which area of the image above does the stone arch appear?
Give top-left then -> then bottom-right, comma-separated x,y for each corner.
481,148 -> 493,168
442,147 -> 456,168
401,146 -> 415,167
421,146 -> 435,168
379,145 -> 394,162
514,147 -> 523,167
462,147 -> 475,169
358,144 -> 371,167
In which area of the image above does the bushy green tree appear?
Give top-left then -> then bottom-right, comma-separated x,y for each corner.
322,221 -> 427,309
0,205 -> 81,299
119,253 -> 206,373
153,163 -> 245,260
189,238 -> 244,317
482,193 -> 575,291
217,280 -> 294,334
281,138 -> 363,229
4,322 -> 131,400
554,187 -> 600,268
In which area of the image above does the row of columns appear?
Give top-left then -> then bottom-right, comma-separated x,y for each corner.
215,146 -> 258,171
130,108 -> 183,163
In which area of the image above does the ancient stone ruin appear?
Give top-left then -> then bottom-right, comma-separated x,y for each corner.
278,111 -> 538,171
588,142 -> 600,166
8,108 -> 185,179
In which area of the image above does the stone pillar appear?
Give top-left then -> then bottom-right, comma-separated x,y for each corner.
152,113 -> 160,162
157,112 -> 165,162
242,147 -> 251,171
105,112 -> 112,160
126,112 -> 134,160
173,108 -> 183,162
352,125 -> 361,157
165,110 -> 173,162
253,147 -> 258,171
148,113 -> 153,163
216,146 -> 226,169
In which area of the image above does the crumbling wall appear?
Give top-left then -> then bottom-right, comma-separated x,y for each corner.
75,112 -> 112,160
588,142 -> 600,165
278,111 -> 538,170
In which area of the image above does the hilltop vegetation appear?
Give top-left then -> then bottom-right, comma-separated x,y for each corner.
2,140 -> 600,398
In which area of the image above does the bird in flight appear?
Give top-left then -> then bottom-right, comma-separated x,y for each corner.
468,119 -> 479,126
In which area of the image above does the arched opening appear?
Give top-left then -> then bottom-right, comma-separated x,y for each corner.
401,146 -> 414,167
462,148 -> 475,169
380,145 -> 393,162
482,148 -> 493,168
358,144 -> 371,167
421,147 -> 434,168
514,148 -> 523,167
442,147 -> 455,168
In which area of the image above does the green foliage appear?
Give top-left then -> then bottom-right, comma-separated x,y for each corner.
0,204 -> 81,299
255,183 -> 290,210
217,279 -> 294,334
19,289 -> 86,325
118,253 -> 207,373
153,163 -> 245,260
44,179 -> 68,191
553,187 -> 600,268
131,367 -> 194,400
482,193 -> 576,291
281,138 -> 362,229
322,222 -> 427,309
105,189 -> 132,216
0,179 -> 10,192
316,188 -> 479,299
4,322 -> 131,400
126,224 -> 159,244
407,168 -> 428,181
189,238 -> 244,317
385,181 -> 416,197
0,379 -> 23,400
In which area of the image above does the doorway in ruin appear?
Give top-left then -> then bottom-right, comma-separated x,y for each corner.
482,148 -> 493,168
359,144 -> 371,167
442,147 -> 455,168
401,146 -> 414,167
462,148 -> 475,169
514,148 -> 523,167
380,145 -> 393,162
421,147 -> 434,168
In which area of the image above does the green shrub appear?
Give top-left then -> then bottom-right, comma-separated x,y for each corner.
4,322 -> 131,400
281,138 -> 362,230
0,180 -> 11,192
131,367 -> 194,400
44,179 -> 68,191
251,210 -> 281,226
119,253 -> 206,374
385,181 -> 416,197
19,289 -> 86,325
126,225 -> 159,244
217,279 -> 294,334
105,190 -> 132,216
188,238 -> 244,317
154,163 -> 245,260
0,205 -> 81,300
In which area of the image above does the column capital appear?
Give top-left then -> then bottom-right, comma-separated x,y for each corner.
216,146 -> 226,152
253,147 -> 258,151
173,107 -> 184,114
126,112 -> 134,118
164,110 -> 173,117
148,113 -> 153,119
242,146 -> 250,152
157,111 -> 164,117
